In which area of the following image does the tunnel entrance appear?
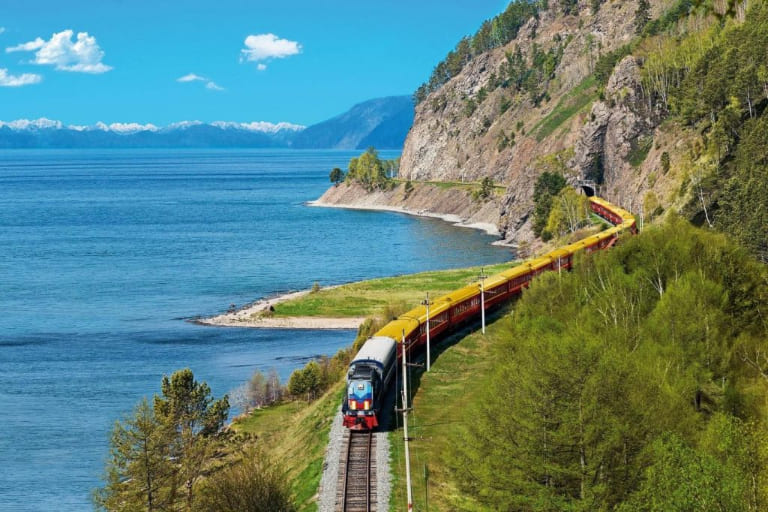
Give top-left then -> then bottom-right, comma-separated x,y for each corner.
576,180 -> 598,197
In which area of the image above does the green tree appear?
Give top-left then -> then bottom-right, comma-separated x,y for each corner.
634,0 -> 651,34
288,360 -> 322,401
153,368 -> 229,511
197,448 -> 296,512
329,167 -> 344,186
345,147 -> 390,191
620,434 -> 746,511
94,398 -> 174,512
545,187 -> 589,238
532,171 -> 567,237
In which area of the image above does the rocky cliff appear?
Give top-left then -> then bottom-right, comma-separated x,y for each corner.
320,0 -> 695,246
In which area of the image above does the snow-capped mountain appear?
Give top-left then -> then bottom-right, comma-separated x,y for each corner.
0,118 -> 305,148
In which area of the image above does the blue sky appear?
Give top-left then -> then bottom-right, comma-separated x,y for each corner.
1,0 -> 508,126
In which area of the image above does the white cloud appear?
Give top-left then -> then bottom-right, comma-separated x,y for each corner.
6,37 -> 45,52
177,72 -> 224,91
0,27 -> 6,35
177,73 -> 205,82
6,30 -> 112,73
257,63 -> 267,71
240,33 -> 301,64
0,68 -> 42,87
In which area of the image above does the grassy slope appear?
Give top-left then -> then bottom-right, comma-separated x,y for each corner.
531,76 -> 598,142
273,263 -> 514,318
388,311 -> 507,511
231,384 -> 344,511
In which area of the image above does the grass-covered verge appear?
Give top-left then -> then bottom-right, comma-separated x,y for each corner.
531,76 -> 598,142
387,310 -> 508,511
273,263 -> 515,318
230,383 -> 345,511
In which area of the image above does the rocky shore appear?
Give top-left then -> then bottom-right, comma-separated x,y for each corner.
311,181 -> 515,245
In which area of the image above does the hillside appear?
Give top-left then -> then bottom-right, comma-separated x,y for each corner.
321,0 -> 767,262
290,96 -> 414,150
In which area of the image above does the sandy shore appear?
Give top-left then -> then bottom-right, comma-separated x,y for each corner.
307,199 -> 506,238
195,289 -> 365,330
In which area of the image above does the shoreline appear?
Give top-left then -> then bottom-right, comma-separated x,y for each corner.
197,193 -> 516,330
194,288 -> 365,330
307,198 -> 517,247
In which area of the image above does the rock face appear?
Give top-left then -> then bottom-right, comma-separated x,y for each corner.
571,56 -> 661,195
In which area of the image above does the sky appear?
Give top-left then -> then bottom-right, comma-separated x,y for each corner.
0,0 -> 508,126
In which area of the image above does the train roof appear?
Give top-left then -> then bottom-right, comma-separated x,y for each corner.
374,318 -> 419,341
589,196 -> 636,226
351,336 -> 397,366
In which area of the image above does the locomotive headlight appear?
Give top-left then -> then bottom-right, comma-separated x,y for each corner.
364,400 -> 370,410
350,400 -> 357,410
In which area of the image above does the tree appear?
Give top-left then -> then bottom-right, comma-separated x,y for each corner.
635,0 -> 651,35
153,368 -> 229,511
532,171 -> 567,237
329,167 -> 344,186
265,368 -> 283,404
545,187 -> 589,238
620,434 -> 746,511
197,448 -> 296,512
94,398 -> 174,512
287,361 -> 322,401
345,147 -> 390,191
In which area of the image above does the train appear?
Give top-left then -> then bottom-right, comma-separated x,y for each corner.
342,195 -> 637,430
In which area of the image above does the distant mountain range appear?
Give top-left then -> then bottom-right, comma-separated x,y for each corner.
291,96 -> 414,149
0,96 -> 414,150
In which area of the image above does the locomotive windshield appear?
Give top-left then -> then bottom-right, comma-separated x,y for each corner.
348,380 -> 373,400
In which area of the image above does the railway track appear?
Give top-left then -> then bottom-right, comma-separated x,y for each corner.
337,430 -> 376,512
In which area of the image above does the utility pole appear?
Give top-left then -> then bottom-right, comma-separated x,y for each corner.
478,267 -> 487,334
421,293 -> 432,372
401,331 -> 414,511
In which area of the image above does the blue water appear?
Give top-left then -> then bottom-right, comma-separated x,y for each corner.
0,149 -> 511,511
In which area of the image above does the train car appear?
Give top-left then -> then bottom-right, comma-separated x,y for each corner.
342,336 -> 397,429
342,195 -> 637,430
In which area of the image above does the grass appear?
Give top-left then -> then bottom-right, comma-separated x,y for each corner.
231,383 -> 345,511
531,76 -> 598,142
388,309 -> 508,511
272,262 -> 515,318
